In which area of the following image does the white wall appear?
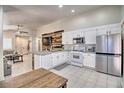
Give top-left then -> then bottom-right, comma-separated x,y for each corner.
37,6 -> 121,36
0,5 -> 4,81
121,5 -> 124,88
3,28 -> 36,53
121,6 -> 124,21
3,31 -> 15,49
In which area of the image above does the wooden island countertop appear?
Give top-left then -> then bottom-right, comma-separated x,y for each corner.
0,68 -> 68,88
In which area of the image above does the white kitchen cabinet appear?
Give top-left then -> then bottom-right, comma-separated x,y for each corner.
96,23 -> 121,36
62,32 -> 73,44
83,53 -> 96,68
52,53 -> 59,67
64,52 -> 69,62
41,55 -> 47,69
108,23 -> 121,34
41,54 -> 53,69
58,52 -> 63,64
85,29 -> 96,44
60,52 -> 66,64
61,51 -> 69,63
67,32 -> 73,44
96,25 -> 108,36
72,31 -> 77,38
63,51 -> 71,64
46,54 -> 53,69
62,32 -> 67,44
52,52 -> 67,67
52,52 -> 61,67
72,30 -> 84,38
34,55 -> 42,69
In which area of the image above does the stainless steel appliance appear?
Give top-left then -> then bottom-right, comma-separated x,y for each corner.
73,37 -> 85,44
96,33 -> 122,76
70,51 -> 83,67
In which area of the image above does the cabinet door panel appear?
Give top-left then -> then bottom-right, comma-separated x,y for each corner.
41,56 -> 46,69
108,23 -> 121,34
83,53 -> 96,68
52,53 -> 58,67
96,25 -> 108,36
85,30 -> 96,44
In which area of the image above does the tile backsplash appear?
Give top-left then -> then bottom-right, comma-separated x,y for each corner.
64,44 -> 73,51
64,44 -> 96,52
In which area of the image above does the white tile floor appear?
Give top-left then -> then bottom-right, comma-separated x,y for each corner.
5,55 -> 122,88
50,64 -> 122,88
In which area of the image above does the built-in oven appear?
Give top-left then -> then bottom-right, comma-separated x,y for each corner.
70,51 -> 83,67
73,37 -> 85,44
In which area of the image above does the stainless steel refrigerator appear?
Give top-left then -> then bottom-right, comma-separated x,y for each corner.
96,33 -> 122,76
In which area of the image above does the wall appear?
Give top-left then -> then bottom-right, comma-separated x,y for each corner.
0,6 -> 4,81
121,6 -> 124,21
3,28 -> 36,53
15,36 -> 32,54
37,5 -> 121,36
3,31 -> 15,49
121,5 -> 124,88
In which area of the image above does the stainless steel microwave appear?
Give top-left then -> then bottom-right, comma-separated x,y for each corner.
73,37 -> 85,44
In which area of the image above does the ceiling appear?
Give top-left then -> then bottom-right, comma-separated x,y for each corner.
3,5 -> 104,29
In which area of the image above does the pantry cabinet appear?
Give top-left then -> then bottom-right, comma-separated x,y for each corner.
83,53 -> 96,68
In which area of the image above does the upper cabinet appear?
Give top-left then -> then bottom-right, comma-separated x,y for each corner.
108,23 -> 121,34
96,25 -> 108,36
96,23 -> 121,36
84,28 -> 96,44
62,31 -> 73,44
62,23 -> 121,45
72,30 -> 84,38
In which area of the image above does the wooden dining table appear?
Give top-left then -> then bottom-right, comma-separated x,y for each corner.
0,68 -> 68,88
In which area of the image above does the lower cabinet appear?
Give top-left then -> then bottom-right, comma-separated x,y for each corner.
41,54 -> 53,69
34,52 -> 96,70
83,53 -> 96,68
34,52 -> 69,70
52,52 -> 67,68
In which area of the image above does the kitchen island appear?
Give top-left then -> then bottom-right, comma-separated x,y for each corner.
0,68 -> 68,88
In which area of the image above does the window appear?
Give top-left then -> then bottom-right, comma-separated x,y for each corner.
3,38 -> 12,49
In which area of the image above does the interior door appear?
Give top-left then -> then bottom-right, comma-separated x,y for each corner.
108,55 -> 121,76
108,33 -> 121,54
96,35 -> 107,53
95,54 -> 107,73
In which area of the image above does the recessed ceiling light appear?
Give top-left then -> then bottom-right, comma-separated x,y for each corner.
71,9 -> 75,13
59,5 -> 63,8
